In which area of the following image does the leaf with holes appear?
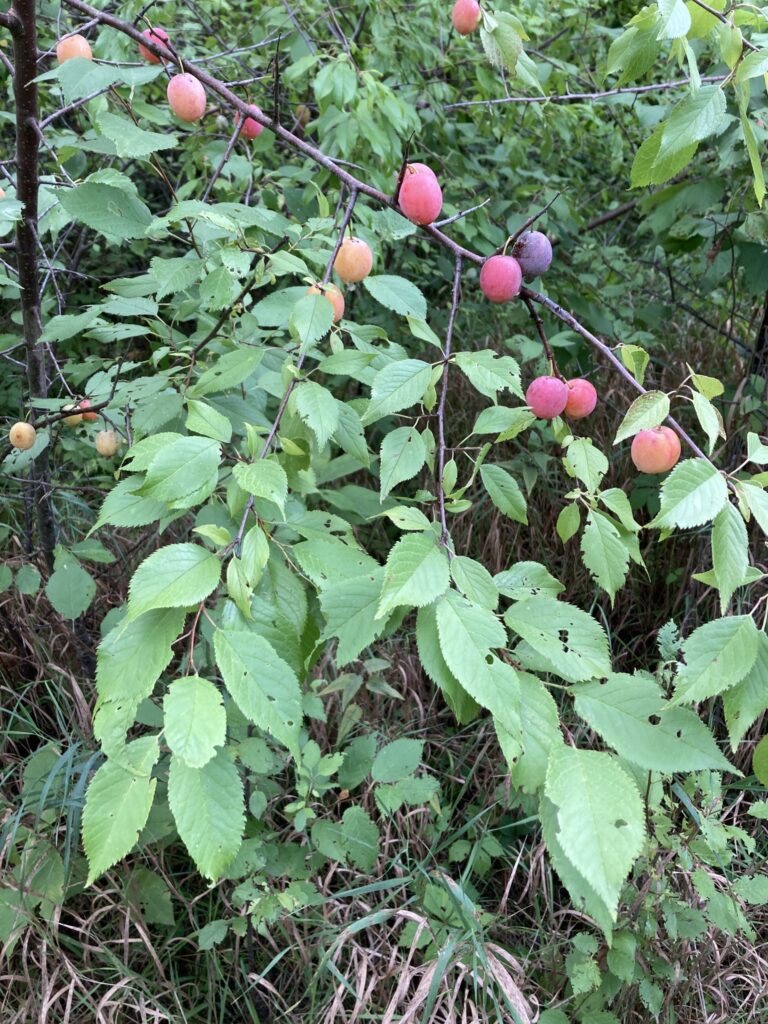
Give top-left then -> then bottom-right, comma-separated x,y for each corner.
505,596 -> 611,682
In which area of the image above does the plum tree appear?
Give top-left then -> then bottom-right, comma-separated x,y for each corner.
56,34 -> 93,62
398,163 -> 443,225
630,426 -> 681,474
95,429 -> 120,457
138,27 -> 171,63
451,0 -> 482,35
563,378 -> 597,420
512,230 -> 553,280
9,422 -> 36,450
525,376 -> 568,419
79,399 -> 98,422
334,237 -> 373,283
479,254 -> 522,303
62,404 -> 83,426
236,105 -> 264,139
167,74 -> 207,122
307,283 -> 345,322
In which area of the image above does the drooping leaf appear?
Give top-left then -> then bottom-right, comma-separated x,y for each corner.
580,511 -> 630,603
722,632 -> 768,749
163,677 -> 226,768
376,533 -> 450,619
379,426 -> 427,500
711,503 -> 749,612
320,569 -> 388,666
480,464 -> 528,524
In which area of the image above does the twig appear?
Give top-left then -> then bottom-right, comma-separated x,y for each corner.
202,121 -> 243,202
507,192 -> 561,248
434,198 -> 491,228
687,1 -> 757,52
522,295 -> 560,378
444,75 -> 728,109
436,256 -> 463,550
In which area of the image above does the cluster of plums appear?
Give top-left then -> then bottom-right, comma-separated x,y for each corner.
44,31 -> 683,476
9,400 -> 121,458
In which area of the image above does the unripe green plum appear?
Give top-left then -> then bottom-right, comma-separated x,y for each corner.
563,378 -> 597,420
479,254 -> 522,303
167,74 -> 206,122
9,422 -> 36,450
296,104 -> 311,127
630,427 -> 681,474
334,237 -> 373,283
307,283 -> 344,322
451,0 -> 482,35
237,105 -> 264,139
512,230 -> 553,280
56,34 -> 93,63
525,376 -> 568,419
398,163 -> 443,225
138,26 -> 171,63
95,429 -> 121,457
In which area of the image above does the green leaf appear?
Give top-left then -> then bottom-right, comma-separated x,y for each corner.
363,275 -> 427,318
631,126 -> 698,188
741,483 -> 768,535
480,464 -> 528,524
97,608 -> 186,703
163,677 -> 226,768
506,672 -> 561,793
481,15 -> 523,75
97,112 -> 177,158
505,596 -> 611,682
168,751 -> 244,881
450,555 -> 498,610
293,382 -> 340,448
15,564 -> 41,596
723,632 -> 768,749
341,806 -> 379,870
690,390 -> 724,455
657,86 -> 728,161
619,345 -> 650,386
376,534 -> 450,619
186,400 -> 233,443
711,503 -> 749,612
289,293 -> 334,352
379,426 -> 427,500
293,537 -> 378,586
362,359 -> 432,424
213,629 -> 302,756
435,591 -> 521,737
320,569 -> 388,666
565,438 -> 608,493
494,561 -> 565,602
673,615 -> 760,704
453,351 -> 522,400
754,736 -> 768,787
544,746 -> 646,917
574,674 -> 732,772
613,391 -> 670,444
58,60 -> 120,103
598,489 -> 640,533
473,405 -> 534,437
416,604 -> 480,724
333,403 -> 370,466
59,179 -> 152,242
83,735 -> 159,884
580,511 -> 629,604
372,739 -> 423,783
140,437 -> 221,505
233,460 -> 288,514
735,47 -> 768,84
45,561 -> 96,619
650,460 -> 728,529
126,544 -> 221,623
187,348 -> 263,398
656,0 -> 691,39
557,502 -> 581,543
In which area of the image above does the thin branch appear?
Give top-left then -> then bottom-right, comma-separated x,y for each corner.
522,295 -> 560,378
687,0 -> 758,52
507,192 -> 561,248
444,75 -> 727,110
436,255 -> 463,551
434,198 -> 491,228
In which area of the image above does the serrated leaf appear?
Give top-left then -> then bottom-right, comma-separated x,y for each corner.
473,405 -> 534,437
722,633 -> 768,749
97,608 -> 186,704
294,381 -> 339,448
494,561 -> 565,601
83,736 -> 159,884
506,671 -> 561,793
363,275 -> 426,318
187,348 -> 263,398
480,464 -> 528,524
163,677 -> 226,768
126,544 -> 221,623
614,391 -> 670,444
581,510 -> 629,604
233,459 -> 288,513
673,615 -> 760,704
59,180 -> 151,242
379,426 -> 426,500
505,596 -> 611,682
289,293 -> 334,352
376,534 -> 450,619
320,569 -> 388,666
557,503 -> 581,543
453,351 -> 522,400
565,438 -> 608,492
140,437 -> 220,505
544,746 -> 646,917
97,112 -> 177,158
574,674 -> 732,772
372,739 -> 422,783
691,390 -> 724,455
362,359 -> 432,424
619,345 -> 650,386
650,460 -> 728,529
168,751 -> 244,881
333,402 -> 370,466
92,477 -> 167,532
656,0 -> 691,38
341,806 -> 379,870
631,126 -> 698,188
741,483 -> 768,535
416,605 -> 480,724
186,400 -> 232,443
657,86 -> 728,162
450,555 -> 498,610
711,503 -> 749,612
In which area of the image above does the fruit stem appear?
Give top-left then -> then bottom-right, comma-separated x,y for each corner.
503,192 -> 561,253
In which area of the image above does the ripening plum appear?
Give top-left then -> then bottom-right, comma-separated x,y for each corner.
630,427 -> 681,474
167,74 -> 207,122
79,399 -> 98,422
56,34 -> 93,63
525,376 -> 568,419
479,254 -> 523,303
512,230 -> 553,280
451,0 -> 482,35
62,404 -> 83,426
9,422 -> 36,450
0,188 -> 6,199
236,105 -> 264,139
398,163 -> 443,225
139,26 -> 171,64
95,429 -> 120,457
296,104 -> 311,127
334,237 -> 373,283
307,283 -> 345,322
563,378 -> 597,420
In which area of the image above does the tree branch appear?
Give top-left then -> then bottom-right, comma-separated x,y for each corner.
436,255 -> 462,551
